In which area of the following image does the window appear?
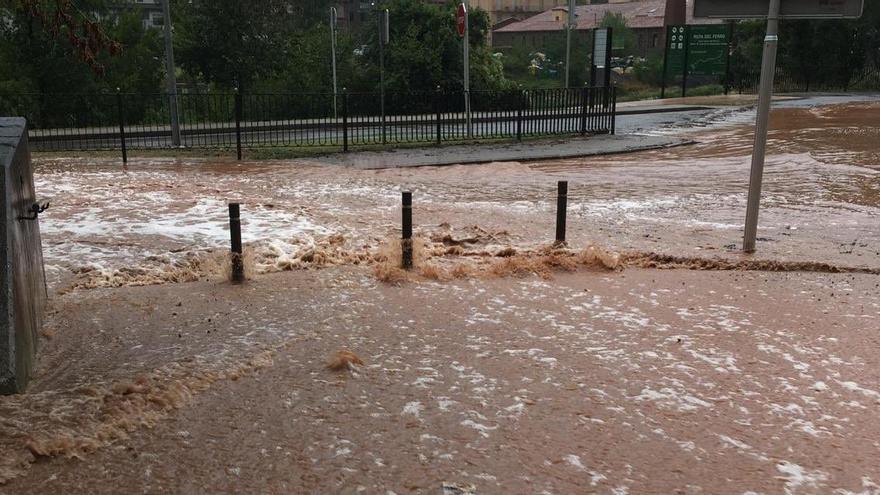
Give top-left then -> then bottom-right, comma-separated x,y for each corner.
653,34 -> 658,48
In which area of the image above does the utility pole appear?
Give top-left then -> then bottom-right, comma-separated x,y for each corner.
161,0 -> 180,146
565,0 -> 575,88
330,7 -> 339,119
742,0 -> 781,253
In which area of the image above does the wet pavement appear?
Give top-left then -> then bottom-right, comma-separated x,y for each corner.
0,95 -> 878,494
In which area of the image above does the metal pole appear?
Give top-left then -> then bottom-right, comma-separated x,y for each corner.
555,181 -> 568,245
742,0 -> 781,253
401,192 -> 413,270
234,89 -> 242,160
162,0 -> 180,146
379,9 -> 387,145
681,25 -> 690,98
228,203 -> 244,284
435,85 -> 442,145
565,0 -> 575,88
724,21 -> 733,96
660,26 -> 670,99
463,2 -> 471,139
331,7 -> 339,119
342,88 -> 349,152
116,88 -> 127,164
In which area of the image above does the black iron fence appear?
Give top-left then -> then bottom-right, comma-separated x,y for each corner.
0,87 -> 616,159
729,65 -> 880,94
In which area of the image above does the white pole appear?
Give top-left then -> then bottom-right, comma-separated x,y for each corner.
463,2 -> 471,138
742,0 -> 781,253
331,7 -> 338,119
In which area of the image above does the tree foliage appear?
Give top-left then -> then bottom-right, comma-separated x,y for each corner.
0,1 -> 160,94
5,0 -> 122,75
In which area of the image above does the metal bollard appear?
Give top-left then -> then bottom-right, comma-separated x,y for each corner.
228,203 -> 244,283
555,181 -> 568,245
401,192 -> 413,270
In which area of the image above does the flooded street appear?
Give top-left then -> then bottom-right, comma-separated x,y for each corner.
1,97 -> 879,494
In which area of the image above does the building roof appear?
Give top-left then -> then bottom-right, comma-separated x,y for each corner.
494,0 -> 717,34
495,0 -> 668,33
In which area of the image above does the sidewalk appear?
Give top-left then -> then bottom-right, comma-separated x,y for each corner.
311,133 -> 693,169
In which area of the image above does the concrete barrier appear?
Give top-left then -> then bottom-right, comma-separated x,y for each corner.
0,117 -> 47,394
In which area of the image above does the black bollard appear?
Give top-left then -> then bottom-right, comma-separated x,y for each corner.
228,203 -> 244,283
401,192 -> 413,270
555,181 -> 568,245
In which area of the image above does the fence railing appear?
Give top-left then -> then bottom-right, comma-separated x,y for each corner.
729,65 -> 880,94
0,87 -> 617,159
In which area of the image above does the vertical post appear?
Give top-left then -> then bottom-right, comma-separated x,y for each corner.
660,25 -> 670,99
681,25 -> 690,98
555,181 -> 568,245
401,192 -> 413,270
331,7 -> 339,119
724,21 -> 734,96
604,27 -> 613,88
234,89 -> 242,160
379,8 -> 388,145
462,2 -> 472,139
116,88 -> 127,164
743,0 -> 781,253
516,90 -> 523,141
228,203 -> 244,284
579,85 -> 588,135
162,0 -> 181,147
342,88 -> 349,152
610,86 -> 617,135
565,0 -> 575,88
435,86 -> 442,145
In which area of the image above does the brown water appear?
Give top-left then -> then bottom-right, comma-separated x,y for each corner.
33,101 -> 880,295
1,99 -> 879,493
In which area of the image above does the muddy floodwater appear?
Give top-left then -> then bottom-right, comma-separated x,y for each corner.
1,97 -> 879,494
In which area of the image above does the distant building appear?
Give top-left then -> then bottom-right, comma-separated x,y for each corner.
493,0 -> 706,56
334,0 -> 374,32
128,0 -> 165,29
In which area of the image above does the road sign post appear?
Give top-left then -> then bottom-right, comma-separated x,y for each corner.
693,0 -> 864,253
590,27 -> 612,88
742,0 -> 780,253
457,3 -> 472,138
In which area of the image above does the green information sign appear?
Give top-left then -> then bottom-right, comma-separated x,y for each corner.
687,25 -> 728,76
664,25 -> 687,79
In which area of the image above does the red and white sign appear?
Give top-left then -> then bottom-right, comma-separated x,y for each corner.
456,3 -> 467,37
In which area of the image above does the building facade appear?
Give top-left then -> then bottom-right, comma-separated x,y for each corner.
129,0 -> 165,29
492,0 -> 690,56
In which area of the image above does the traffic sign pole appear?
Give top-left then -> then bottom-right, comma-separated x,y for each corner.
742,0 -> 780,253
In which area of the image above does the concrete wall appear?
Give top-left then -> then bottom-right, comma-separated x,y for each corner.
0,117 -> 47,394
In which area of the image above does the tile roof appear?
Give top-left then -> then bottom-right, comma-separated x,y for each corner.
495,0 -> 669,33
493,0 -> 719,33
